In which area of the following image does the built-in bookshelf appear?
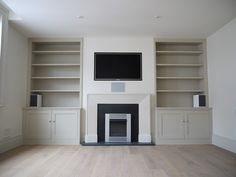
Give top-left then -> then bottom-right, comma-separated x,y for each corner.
29,39 -> 82,107
155,39 -> 208,107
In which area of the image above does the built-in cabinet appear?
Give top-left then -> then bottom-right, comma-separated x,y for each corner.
155,39 -> 212,144
24,110 -> 52,141
23,38 -> 82,145
23,108 -> 80,144
156,108 -> 212,144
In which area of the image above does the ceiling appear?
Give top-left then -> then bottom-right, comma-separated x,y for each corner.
2,0 -> 236,38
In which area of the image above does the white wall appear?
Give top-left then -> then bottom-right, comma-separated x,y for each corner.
82,37 -> 156,141
207,17 -> 236,153
0,24 -> 28,153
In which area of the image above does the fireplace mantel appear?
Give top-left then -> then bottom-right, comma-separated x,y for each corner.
86,94 -> 151,143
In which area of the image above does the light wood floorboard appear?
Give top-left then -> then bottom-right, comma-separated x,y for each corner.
0,145 -> 236,177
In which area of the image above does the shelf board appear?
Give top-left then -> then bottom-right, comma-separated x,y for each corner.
157,90 -> 204,93
156,51 -> 203,54
31,90 -> 80,93
32,64 -> 80,67
32,50 -> 80,54
156,64 -> 203,67
31,77 -> 80,80
24,107 -> 81,110
156,107 -> 212,110
157,77 -> 204,80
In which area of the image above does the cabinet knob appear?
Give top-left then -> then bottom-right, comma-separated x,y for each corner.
53,121 -> 56,123
49,120 -> 52,123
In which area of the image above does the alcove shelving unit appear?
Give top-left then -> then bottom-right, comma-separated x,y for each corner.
23,39 -> 82,145
28,39 -> 82,107
155,39 -> 208,107
155,39 -> 212,145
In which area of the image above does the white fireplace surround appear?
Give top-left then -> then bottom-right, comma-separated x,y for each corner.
86,94 -> 151,143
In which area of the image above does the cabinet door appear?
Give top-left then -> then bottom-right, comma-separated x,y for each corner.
158,111 -> 185,140
25,110 -> 52,140
186,111 -> 211,139
52,110 -> 78,142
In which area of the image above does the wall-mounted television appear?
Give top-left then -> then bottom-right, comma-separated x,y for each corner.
94,52 -> 142,81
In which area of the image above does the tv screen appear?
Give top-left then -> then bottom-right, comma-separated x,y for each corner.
94,52 -> 142,81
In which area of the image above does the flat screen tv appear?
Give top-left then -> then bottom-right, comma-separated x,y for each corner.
94,52 -> 142,81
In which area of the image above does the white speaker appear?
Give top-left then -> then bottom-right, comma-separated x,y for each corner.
30,94 -> 42,107
193,95 -> 206,107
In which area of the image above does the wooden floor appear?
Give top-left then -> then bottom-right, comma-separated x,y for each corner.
0,145 -> 236,177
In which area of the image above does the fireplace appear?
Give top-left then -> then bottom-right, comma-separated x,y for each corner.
105,113 -> 131,142
97,104 -> 139,143
86,94 -> 151,143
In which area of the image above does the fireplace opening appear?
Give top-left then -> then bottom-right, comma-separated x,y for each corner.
110,119 -> 127,137
97,104 -> 139,143
105,113 -> 131,142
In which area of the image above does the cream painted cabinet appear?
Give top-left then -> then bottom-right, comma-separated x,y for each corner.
23,108 -> 80,144
156,108 -> 212,144
158,111 -> 185,140
24,110 -> 52,140
186,111 -> 211,140
52,110 -> 79,143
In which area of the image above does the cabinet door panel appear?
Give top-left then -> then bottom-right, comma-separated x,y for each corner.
186,111 -> 211,139
25,110 -> 52,139
158,112 -> 185,139
52,111 -> 78,140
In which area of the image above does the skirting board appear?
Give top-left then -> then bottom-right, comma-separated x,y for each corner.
156,139 -> 212,145
0,135 -> 23,153
23,139 -> 80,145
138,134 -> 152,143
85,134 -> 98,143
212,134 -> 236,153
